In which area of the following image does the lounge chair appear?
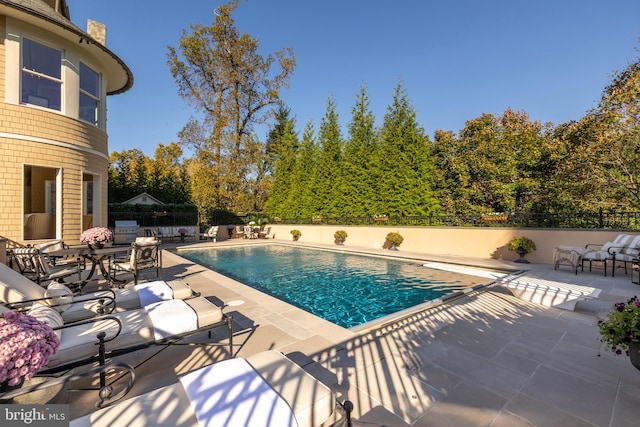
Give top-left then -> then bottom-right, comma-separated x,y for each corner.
582,233 -> 640,276
69,350 -> 349,427
202,225 -> 218,242
0,261 -> 196,323
29,296 -> 232,374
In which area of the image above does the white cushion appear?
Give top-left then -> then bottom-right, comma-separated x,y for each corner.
0,262 -> 46,303
28,303 -> 63,339
44,282 -> 74,313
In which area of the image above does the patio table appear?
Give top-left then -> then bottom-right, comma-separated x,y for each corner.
47,245 -> 131,285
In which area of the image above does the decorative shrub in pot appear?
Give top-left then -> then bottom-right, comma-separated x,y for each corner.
507,236 -> 536,263
290,229 -> 301,241
384,231 -> 404,250
334,230 -> 348,245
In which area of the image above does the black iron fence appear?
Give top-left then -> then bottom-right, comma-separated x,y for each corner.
108,211 -> 199,228
109,209 -> 640,230
270,209 -> 640,230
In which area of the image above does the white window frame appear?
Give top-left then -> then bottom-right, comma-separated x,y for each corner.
79,62 -> 101,126
21,37 -> 63,111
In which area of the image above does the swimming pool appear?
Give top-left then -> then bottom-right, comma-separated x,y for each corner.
180,245 -> 500,328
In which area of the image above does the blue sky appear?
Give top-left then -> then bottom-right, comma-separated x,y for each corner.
65,0 -> 640,156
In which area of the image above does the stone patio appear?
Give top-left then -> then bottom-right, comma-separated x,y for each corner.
28,239 -> 640,426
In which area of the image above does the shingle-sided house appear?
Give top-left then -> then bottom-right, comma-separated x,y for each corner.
0,0 -> 133,246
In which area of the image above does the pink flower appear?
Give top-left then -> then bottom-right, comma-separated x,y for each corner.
0,312 -> 60,386
80,227 -> 114,245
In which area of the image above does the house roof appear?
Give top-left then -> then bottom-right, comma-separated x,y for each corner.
123,192 -> 164,205
0,0 -> 133,95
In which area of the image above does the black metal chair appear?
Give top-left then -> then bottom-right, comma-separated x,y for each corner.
109,237 -> 162,285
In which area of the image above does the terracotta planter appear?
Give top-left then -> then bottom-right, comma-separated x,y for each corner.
482,215 -> 508,222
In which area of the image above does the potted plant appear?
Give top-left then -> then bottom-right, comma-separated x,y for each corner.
80,227 -> 113,249
508,236 -> 536,263
290,229 -> 301,241
334,230 -> 348,245
384,231 -> 404,250
598,296 -> 640,370
0,311 -> 60,396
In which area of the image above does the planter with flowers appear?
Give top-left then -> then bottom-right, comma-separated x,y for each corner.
334,230 -> 348,245
0,311 -> 60,401
374,215 -> 389,223
80,227 -> 113,249
178,227 -> 188,243
598,296 -> 640,370
290,229 -> 301,241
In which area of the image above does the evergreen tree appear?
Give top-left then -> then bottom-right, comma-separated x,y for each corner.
286,121 -> 317,217
374,82 -> 438,216
264,105 -> 299,215
309,98 -> 344,216
341,85 -> 379,216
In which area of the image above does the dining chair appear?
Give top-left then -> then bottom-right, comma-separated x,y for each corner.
9,247 -> 86,286
110,237 -> 162,285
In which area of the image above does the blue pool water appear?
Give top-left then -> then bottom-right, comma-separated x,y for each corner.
180,245 -> 491,328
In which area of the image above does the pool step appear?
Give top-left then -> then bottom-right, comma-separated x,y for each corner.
422,262 -> 602,311
497,276 -> 602,311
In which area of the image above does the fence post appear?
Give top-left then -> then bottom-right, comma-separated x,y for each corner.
599,208 -> 604,228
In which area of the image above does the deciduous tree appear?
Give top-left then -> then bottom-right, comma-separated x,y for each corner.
167,0 -> 295,214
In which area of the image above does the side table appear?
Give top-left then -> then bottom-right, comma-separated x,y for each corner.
632,258 -> 640,285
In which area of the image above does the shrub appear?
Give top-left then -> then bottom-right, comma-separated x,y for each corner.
507,236 -> 536,253
385,231 -> 404,246
334,230 -> 348,240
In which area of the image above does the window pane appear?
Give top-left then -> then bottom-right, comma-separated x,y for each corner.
79,92 -> 98,124
80,63 -> 99,97
21,73 -> 61,110
22,39 -> 61,79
